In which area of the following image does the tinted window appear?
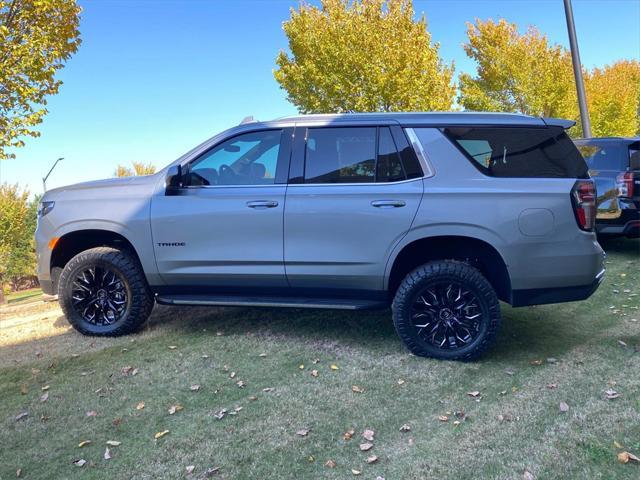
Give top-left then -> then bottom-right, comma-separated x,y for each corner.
305,127 -> 376,183
630,148 -> 640,171
443,126 -> 588,178
576,142 -> 626,171
377,127 -> 406,182
189,130 -> 281,186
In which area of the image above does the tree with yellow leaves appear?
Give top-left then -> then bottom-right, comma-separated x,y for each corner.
585,60 -> 640,138
0,0 -> 82,160
114,162 -> 157,177
274,0 -> 455,113
459,18 -> 640,138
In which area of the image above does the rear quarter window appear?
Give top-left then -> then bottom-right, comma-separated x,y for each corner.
443,126 -> 589,178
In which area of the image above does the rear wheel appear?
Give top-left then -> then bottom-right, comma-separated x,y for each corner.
58,247 -> 154,336
392,260 -> 501,361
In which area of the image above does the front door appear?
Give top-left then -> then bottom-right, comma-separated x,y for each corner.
151,128 -> 292,288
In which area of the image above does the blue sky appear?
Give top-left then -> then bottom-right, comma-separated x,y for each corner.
2,0 -> 639,193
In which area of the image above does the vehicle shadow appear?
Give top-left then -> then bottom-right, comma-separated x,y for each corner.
597,236 -> 640,254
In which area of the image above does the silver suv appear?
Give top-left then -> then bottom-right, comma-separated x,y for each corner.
35,113 -> 606,360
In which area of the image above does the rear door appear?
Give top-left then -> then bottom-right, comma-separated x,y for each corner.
283,124 -> 424,293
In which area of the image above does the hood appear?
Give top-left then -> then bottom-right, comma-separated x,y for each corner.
42,174 -> 160,201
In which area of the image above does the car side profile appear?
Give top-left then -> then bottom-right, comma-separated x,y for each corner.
35,112 -> 606,360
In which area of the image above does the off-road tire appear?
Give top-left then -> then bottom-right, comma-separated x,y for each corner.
58,247 -> 154,336
392,260 -> 501,361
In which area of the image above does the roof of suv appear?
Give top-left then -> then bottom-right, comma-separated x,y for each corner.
249,112 -> 574,129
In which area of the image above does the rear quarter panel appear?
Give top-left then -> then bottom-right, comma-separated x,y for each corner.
391,128 -> 604,292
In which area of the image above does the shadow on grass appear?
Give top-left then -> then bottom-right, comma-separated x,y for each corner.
597,236 -> 640,255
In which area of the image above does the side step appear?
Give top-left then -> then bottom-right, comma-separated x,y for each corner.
155,294 -> 387,311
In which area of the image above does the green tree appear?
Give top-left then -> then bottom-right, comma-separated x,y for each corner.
0,183 -> 38,302
459,19 -> 576,120
114,162 -> 157,177
274,0 -> 455,113
0,0 -> 81,160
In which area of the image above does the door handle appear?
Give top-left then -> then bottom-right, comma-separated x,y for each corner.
371,200 -> 406,208
246,200 -> 279,209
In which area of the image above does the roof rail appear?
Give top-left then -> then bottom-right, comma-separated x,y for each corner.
239,116 -> 257,125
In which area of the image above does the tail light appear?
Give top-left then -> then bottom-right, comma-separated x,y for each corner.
571,180 -> 596,231
616,172 -> 634,198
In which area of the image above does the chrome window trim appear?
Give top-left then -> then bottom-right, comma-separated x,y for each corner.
404,127 -> 435,178
285,177 -> 423,188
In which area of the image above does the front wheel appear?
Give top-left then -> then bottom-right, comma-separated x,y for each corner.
392,260 -> 501,361
58,247 -> 154,336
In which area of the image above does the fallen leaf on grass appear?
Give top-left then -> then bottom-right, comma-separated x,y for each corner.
330,364 -> 339,371
168,404 -> 183,415
262,387 -> 274,392
73,459 -> 86,467
186,465 -> 195,474
229,372 -> 236,379
106,440 -> 121,446
205,466 -> 220,477
324,459 -> 337,468
154,430 -> 170,439
399,424 -> 411,432
41,385 -> 50,391
249,395 -> 258,401
606,389 -> 620,400
351,469 -> 362,475
86,410 -> 97,417
20,384 -> 27,395
296,429 -> 310,437
360,442 -> 373,451
258,353 -> 267,358
311,369 -> 319,377
121,366 -> 137,376
40,393 -> 49,403
352,385 -> 365,393
136,401 -> 145,410
104,447 -> 111,460
530,359 -> 544,366
168,345 -> 177,350
78,440 -> 91,448
397,378 -> 405,385
546,383 -> 558,390
15,412 -> 28,421
299,364 -> 305,369
343,429 -> 355,441
236,380 -> 245,388
438,415 -> 449,422
363,429 -> 375,441
190,384 -> 201,391
523,470 -> 535,480
617,451 -> 640,464
618,340 -> 628,347
467,391 -> 481,398
559,402 -> 569,412
367,455 -> 379,464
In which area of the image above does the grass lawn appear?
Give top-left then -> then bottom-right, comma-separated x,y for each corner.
1,238 -> 638,479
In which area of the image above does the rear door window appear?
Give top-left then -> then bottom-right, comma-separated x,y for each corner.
304,127 -> 376,183
443,126 -> 589,178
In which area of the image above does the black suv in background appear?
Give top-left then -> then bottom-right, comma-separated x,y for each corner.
575,137 -> 640,238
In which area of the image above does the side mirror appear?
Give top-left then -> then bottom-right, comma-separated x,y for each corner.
165,165 -> 183,195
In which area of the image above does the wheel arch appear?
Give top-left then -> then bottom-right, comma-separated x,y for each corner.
386,234 -> 512,303
50,229 -> 144,292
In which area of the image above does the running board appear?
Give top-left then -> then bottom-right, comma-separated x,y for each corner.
155,294 -> 387,310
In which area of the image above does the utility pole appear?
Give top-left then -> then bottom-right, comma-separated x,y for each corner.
43,157 -> 64,192
563,0 -> 592,138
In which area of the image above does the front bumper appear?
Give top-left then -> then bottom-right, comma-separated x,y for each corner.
510,267 -> 605,307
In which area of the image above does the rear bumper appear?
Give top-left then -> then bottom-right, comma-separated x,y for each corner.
510,267 -> 605,307
597,207 -> 640,237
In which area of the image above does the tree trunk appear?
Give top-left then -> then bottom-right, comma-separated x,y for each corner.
0,288 -> 5,305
